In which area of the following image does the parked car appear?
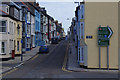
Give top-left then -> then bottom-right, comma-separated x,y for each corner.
51,37 -> 58,44
39,45 -> 49,53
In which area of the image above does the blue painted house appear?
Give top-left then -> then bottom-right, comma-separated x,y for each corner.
76,2 -> 85,65
22,6 -> 28,52
35,9 -> 41,47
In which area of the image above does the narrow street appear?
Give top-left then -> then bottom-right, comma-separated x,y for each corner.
2,40 -> 118,79
0,1 -> 120,80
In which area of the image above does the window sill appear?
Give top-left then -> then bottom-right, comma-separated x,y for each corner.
0,32 -> 7,34
0,53 -> 6,55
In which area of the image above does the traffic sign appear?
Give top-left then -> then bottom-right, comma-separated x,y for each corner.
107,26 -> 113,38
21,40 -> 23,43
98,25 -> 113,46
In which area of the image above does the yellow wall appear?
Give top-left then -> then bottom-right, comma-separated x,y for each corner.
85,2 -> 118,69
119,1 -> 120,70
14,21 -> 22,55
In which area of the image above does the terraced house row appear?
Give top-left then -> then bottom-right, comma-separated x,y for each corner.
0,0 -> 64,58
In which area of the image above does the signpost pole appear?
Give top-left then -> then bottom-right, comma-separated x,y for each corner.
107,46 -> 109,70
99,47 -> 101,69
21,39 -> 23,62
98,25 -> 113,69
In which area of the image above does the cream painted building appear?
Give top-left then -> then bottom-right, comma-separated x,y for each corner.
14,21 -> 22,55
118,1 -> 120,70
83,2 -> 119,69
0,17 -> 15,58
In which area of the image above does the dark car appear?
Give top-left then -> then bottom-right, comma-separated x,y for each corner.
51,37 -> 58,44
39,45 -> 49,53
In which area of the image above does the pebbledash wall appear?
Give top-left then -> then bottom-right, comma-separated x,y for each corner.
84,2 -> 118,69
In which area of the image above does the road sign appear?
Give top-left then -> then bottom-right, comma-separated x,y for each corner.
98,26 -> 113,46
21,40 -> 23,43
107,27 -> 113,38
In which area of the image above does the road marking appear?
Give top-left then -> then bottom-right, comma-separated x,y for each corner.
1,54 -> 39,78
48,42 -> 61,54
0,54 -> 39,78
31,54 -> 39,61
62,66 -> 72,72
0,68 -> 18,78
0,41 -> 69,78
13,63 -> 23,69
62,42 -> 73,72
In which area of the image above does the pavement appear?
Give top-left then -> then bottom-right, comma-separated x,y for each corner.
0,43 -> 51,74
67,38 -> 119,73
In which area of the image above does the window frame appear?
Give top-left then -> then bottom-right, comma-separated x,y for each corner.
0,20 -> 7,33
0,41 -> 6,54
17,41 -> 19,51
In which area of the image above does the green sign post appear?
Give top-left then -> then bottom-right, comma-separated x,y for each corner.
97,25 -> 113,69
98,25 -> 113,46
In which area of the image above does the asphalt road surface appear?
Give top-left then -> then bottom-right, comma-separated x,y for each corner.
1,40 -> 119,79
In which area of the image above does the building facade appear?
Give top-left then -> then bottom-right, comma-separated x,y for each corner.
14,21 -> 22,55
21,5 -> 28,52
25,2 -> 36,49
78,2 -> 85,66
0,2 -> 22,58
0,17 -> 15,58
35,9 -> 41,46
26,11 -> 31,51
31,14 -> 35,48
118,1 -> 120,71
83,2 -> 118,69
8,2 -> 22,55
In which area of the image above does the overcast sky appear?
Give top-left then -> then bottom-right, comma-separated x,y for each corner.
36,1 -> 79,34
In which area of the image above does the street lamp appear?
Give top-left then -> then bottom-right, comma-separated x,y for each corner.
17,24 -> 23,62
67,18 -> 70,20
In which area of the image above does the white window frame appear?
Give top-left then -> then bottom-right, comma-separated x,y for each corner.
9,21 -> 13,34
0,20 -> 7,33
0,41 -> 6,54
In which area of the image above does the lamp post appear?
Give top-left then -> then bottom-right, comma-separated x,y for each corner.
17,24 -> 23,62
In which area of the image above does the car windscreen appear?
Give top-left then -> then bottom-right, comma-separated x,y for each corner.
41,46 -> 47,48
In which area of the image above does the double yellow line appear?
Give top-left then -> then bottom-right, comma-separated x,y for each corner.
31,54 -> 39,61
0,54 -> 39,78
0,68 -> 18,78
62,42 -> 72,72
